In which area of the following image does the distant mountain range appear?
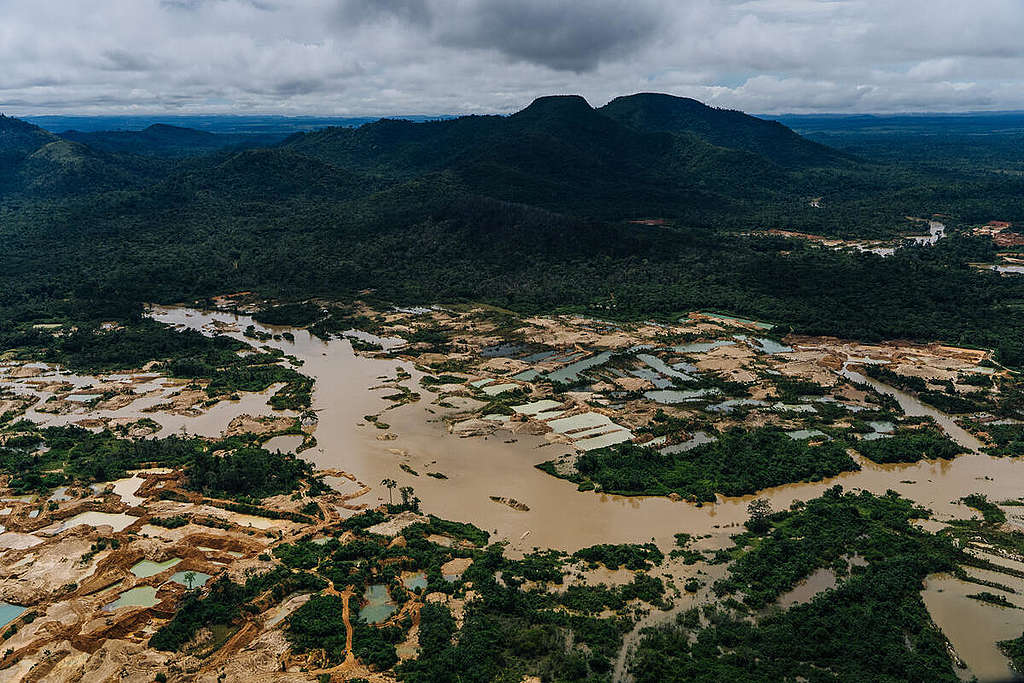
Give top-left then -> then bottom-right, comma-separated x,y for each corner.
0,94 -> 859,219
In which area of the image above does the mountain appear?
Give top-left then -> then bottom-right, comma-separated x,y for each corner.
0,115 -> 59,194
0,114 -> 58,156
0,116 -> 168,198
2,94 -> 848,218
278,94 -> 814,221
599,93 -> 847,167
60,124 -> 287,157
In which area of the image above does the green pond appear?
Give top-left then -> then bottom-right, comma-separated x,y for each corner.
104,586 -> 159,611
131,557 -> 181,578
786,429 -> 828,440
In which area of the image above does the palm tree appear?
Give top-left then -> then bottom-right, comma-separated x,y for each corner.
183,570 -> 197,590
381,478 -> 397,505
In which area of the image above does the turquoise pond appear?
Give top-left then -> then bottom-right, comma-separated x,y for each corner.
402,573 -> 428,592
0,603 -> 26,630
359,584 -> 397,624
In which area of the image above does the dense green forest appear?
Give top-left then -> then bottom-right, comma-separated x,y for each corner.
553,428 -> 859,501
0,421 -> 310,498
4,94 -> 1024,367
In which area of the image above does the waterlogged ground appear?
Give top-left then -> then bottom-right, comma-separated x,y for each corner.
1,297 -> 1024,680
145,304 -> 1024,545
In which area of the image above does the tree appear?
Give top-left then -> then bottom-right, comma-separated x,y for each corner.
399,486 -> 419,511
183,571 -> 197,590
746,498 -> 773,535
381,478 -> 397,505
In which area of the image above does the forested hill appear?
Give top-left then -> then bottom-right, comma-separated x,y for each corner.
275,93 -> 854,223
3,95 -> 1024,365
598,93 -> 847,168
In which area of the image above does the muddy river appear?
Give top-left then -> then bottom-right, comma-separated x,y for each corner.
140,308 -> 1024,549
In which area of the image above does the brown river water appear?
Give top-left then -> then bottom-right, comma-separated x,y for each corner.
131,307 -> 1024,680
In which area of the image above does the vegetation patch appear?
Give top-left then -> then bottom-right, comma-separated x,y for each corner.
854,428 -> 965,463
563,428 -> 858,501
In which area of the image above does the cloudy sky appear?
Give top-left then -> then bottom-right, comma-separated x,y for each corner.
2,0 -> 1023,116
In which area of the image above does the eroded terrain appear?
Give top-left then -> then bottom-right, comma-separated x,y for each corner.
1,295 -> 1024,681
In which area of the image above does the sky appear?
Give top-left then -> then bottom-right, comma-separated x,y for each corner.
2,0 -> 1024,116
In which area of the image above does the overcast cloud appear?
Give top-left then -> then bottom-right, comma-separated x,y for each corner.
1,0 -> 1023,115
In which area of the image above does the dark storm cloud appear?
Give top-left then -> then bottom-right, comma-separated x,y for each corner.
1,0 -> 1023,115
435,0 -> 665,72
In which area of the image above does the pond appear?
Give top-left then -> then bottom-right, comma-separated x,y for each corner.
479,343 -> 527,358
511,399 -> 563,415
66,393 -> 101,402
644,388 -> 720,404
110,475 -> 147,506
50,511 -> 138,534
545,351 -> 614,384
631,368 -> 672,388
481,383 -> 519,396
708,398 -> 768,413
359,584 -> 397,624
263,434 -> 304,453
786,429 -> 827,440
511,369 -> 541,382
574,430 -> 633,451
660,431 -> 716,455
862,421 -> 895,441
0,602 -> 25,630
104,586 -> 159,611
752,337 -> 793,354
673,340 -> 735,354
637,354 -> 697,382
131,557 -> 182,578
547,412 -> 616,434
47,486 -> 73,503
402,572 -> 428,592
520,349 -> 559,363
777,568 -> 838,608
